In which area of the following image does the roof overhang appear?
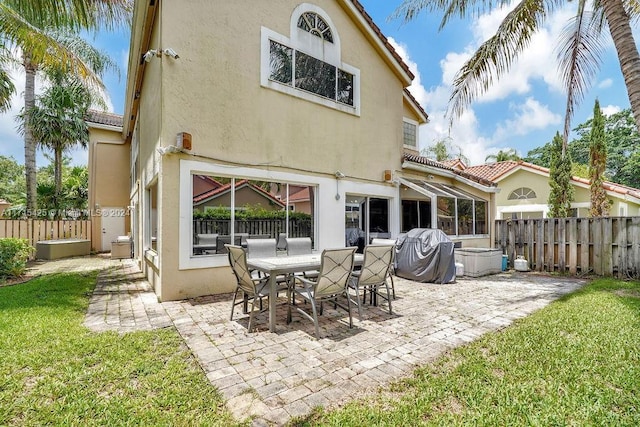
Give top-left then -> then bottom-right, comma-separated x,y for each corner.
402,162 -> 500,193
87,122 -> 124,133
338,0 -> 413,87
403,90 -> 428,124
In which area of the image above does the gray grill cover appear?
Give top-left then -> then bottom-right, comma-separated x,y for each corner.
395,228 -> 456,283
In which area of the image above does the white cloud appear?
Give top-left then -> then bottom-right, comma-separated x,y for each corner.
601,104 -> 621,116
598,78 -> 613,89
493,98 -> 562,140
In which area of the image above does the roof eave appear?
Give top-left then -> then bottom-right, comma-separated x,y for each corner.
402,161 -> 500,193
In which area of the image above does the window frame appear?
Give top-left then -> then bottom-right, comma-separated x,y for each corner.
402,118 -> 418,149
260,9 -> 361,116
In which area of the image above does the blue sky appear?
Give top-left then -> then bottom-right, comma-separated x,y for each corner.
0,1 -> 632,167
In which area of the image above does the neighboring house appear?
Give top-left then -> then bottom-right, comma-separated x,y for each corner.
464,160 -> 640,219
193,179 -> 286,213
0,199 -> 10,216
99,0 -> 498,301
86,110 -> 129,252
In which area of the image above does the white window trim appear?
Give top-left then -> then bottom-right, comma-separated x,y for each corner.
180,160 -> 322,270
260,24 -> 360,116
402,118 -> 419,149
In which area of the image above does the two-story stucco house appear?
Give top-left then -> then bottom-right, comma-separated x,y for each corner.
92,0 -> 499,301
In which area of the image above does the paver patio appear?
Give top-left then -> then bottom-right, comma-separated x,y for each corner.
35,256 -> 586,425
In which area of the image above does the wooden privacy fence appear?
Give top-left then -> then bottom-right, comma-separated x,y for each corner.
495,217 -> 640,279
0,219 -> 91,250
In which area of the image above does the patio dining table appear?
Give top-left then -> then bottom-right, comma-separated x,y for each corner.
247,252 -> 364,332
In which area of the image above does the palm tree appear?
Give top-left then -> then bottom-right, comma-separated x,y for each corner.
485,148 -> 521,163
0,0 -> 130,216
392,0 -> 640,149
18,69 -> 105,198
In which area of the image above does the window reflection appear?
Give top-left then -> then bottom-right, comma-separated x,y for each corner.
192,175 -> 315,256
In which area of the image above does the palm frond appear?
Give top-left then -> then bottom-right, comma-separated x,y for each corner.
446,0 -> 548,123
556,0 -> 604,145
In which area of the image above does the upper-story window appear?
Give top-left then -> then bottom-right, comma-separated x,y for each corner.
508,187 -> 536,200
261,4 -> 360,115
297,12 -> 333,42
403,119 -> 418,148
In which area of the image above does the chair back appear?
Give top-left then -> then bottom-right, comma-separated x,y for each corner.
226,245 -> 256,295
286,237 -> 313,255
276,233 -> 288,251
314,247 -> 356,297
197,233 -> 218,245
358,244 -> 394,286
246,238 -> 277,259
371,238 -> 396,246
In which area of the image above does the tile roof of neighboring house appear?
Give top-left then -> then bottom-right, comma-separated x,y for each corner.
193,179 -> 286,207
86,110 -> 124,127
440,158 -> 467,170
403,153 -> 497,187
465,160 -> 640,199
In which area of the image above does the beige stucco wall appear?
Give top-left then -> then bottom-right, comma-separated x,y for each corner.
88,127 -> 129,252
156,0 -> 405,181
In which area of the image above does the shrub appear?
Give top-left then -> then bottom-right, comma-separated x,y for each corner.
0,238 -> 33,278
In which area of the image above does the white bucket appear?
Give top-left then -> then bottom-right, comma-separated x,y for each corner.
455,262 -> 464,276
514,256 -> 529,272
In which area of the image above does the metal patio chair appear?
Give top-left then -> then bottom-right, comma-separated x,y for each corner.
349,244 -> 395,318
370,238 -> 397,299
287,247 -> 356,338
226,244 -> 285,332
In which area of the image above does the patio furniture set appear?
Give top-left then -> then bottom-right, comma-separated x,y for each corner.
226,237 -> 396,338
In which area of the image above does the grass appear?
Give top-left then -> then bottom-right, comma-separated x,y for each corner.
295,278 -> 640,426
0,271 -> 238,426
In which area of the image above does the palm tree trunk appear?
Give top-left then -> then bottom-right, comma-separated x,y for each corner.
54,146 -> 63,196
602,0 -> 640,132
23,53 -> 37,217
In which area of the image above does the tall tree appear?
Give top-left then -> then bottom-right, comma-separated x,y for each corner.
485,148 -> 521,163
0,0 -> 130,216
525,108 -> 640,188
393,0 -> 640,148
421,136 -> 469,164
548,132 -> 574,218
589,99 -> 609,216
0,155 -> 25,204
18,69 -> 105,198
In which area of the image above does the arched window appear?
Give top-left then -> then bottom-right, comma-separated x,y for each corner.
297,12 -> 333,42
260,4 -> 360,115
508,187 -> 537,200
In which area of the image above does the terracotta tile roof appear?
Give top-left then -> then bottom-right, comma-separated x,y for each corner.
440,158 -> 467,170
465,160 -> 640,200
403,88 -> 428,122
289,187 -> 310,202
464,161 -> 521,181
402,153 -> 497,187
86,110 -> 124,127
350,0 -> 414,81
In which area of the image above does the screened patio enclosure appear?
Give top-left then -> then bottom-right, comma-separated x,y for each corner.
399,178 -> 488,237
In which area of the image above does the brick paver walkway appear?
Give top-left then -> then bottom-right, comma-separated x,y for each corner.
32,256 -> 586,426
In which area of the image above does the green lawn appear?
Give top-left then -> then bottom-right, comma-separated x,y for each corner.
0,271 -> 238,426
297,278 -> 640,426
2,271 -> 639,426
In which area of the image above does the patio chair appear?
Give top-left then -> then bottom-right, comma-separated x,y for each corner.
226,244 -> 286,332
193,233 -> 218,255
370,238 -> 397,299
287,247 -> 356,338
285,237 -> 318,279
349,244 -> 395,318
246,238 -> 287,285
285,237 -> 312,255
276,233 -> 287,251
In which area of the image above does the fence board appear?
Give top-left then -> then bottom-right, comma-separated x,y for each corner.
632,217 -> 640,277
536,220 -> 544,271
580,219 -> 590,274
569,218 -> 577,275
0,219 -> 92,256
526,220 -> 534,270
558,219 -> 566,273
617,219 -> 627,278
602,218 -> 613,275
